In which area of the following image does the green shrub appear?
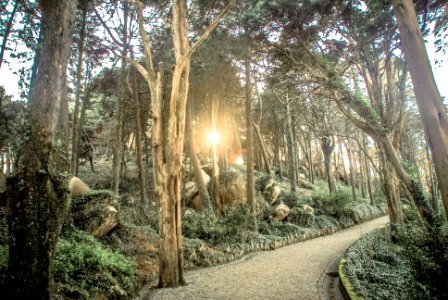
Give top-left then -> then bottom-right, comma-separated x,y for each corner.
395,224 -> 448,299
288,206 -> 314,227
312,191 -> 353,218
182,210 -> 223,243
314,215 -> 339,230
220,205 -> 257,233
53,227 -> 136,299
349,203 -> 374,224
0,244 -> 7,286
258,218 -> 310,237
344,229 -> 416,299
277,191 -> 301,208
183,205 -> 258,245
255,174 -> 273,191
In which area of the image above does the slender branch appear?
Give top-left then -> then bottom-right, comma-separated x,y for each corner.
131,0 -> 156,78
94,8 -> 124,48
335,99 -> 378,137
177,0 -> 236,66
125,56 -> 149,80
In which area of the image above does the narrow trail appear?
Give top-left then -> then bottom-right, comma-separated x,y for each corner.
140,216 -> 389,300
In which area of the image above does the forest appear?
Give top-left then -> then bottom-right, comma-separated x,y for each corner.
0,0 -> 447,299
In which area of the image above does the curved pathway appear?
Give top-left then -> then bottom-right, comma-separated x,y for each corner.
140,216 -> 389,300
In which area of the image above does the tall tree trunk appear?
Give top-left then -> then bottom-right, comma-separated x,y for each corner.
363,136 -> 375,205
379,149 -> 404,225
252,122 -> 272,174
76,62 -> 92,169
345,141 -> 357,201
130,50 -> 148,204
321,135 -> 336,193
112,3 -> 129,196
307,136 -> 314,184
70,2 -> 88,175
0,0 -> 18,70
186,105 -> 212,213
425,145 -> 438,212
5,144 -> 11,176
273,104 -> 282,177
5,1 -> 77,298
357,148 -> 367,198
211,96 -> 222,216
379,134 -> 437,227
285,98 -> 297,191
393,0 -> 448,219
245,50 -> 257,229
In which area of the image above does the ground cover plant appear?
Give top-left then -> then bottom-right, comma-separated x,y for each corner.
343,206 -> 448,300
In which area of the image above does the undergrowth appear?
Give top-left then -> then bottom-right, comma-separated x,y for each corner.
343,229 -> 415,299
53,227 -> 136,299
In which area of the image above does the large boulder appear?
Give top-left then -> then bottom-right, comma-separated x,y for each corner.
184,170 -> 211,210
288,204 -> 315,227
271,203 -> 290,222
219,170 -> 247,209
69,176 -> 91,197
71,190 -> 119,237
263,184 -> 281,205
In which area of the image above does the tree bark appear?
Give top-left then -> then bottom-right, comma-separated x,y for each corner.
70,2 -> 88,175
321,134 -> 336,193
5,0 -> 77,298
130,50 -> 148,204
345,141 -> 357,201
285,97 -> 298,191
252,122 -> 272,174
363,135 -> 375,205
112,2 -> 129,196
425,145 -> 438,212
393,0 -> 448,219
245,50 -> 257,229
379,148 -> 404,225
380,134 -> 437,227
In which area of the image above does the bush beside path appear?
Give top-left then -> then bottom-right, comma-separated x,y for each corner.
140,216 -> 390,300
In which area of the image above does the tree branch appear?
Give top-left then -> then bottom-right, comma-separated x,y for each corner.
94,8 -> 124,48
131,0 -> 156,79
177,0 -> 236,66
126,56 -> 148,80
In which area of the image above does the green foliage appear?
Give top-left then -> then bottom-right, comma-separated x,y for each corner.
350,203 -> 378,224
313,215 -> 339,230
53,227 -> 136,299
312,190 -> 354,217
288,206 -> 315,227
183,210 -> 223,243
402,203 -> 425,226
183,205 -> 257,245
394,224 -> 448,299
277,190 -> 302,208
0,90 -> 27,164
71,190 -> 115,206
0,244 -> 8,286
258,218 -> 310,237
344,229 -> 416,299
255,174 -> 273,191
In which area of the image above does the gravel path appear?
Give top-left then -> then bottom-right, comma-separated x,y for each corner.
141,216 -> 389,300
